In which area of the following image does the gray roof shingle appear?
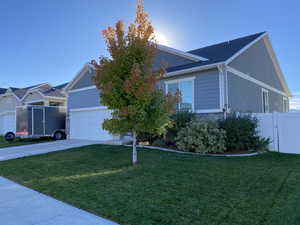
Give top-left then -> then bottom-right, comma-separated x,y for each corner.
7,83 -> 66,99
41,88 -> 65,98
166,32 -> 265,73
0,88 -> 7,95
54,82 -> 68,90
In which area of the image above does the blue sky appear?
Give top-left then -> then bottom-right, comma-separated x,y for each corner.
1,0 -> 299,108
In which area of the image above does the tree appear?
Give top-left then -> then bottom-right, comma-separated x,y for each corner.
92,0 -> 178,165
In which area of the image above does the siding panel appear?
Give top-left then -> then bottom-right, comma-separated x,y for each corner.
23,92 -> 44,104
68,88 -> 102,109
228,72 -> 285,113
0,95 -> 21,112
72,70 -> 96,90
162,69 -> 220,111
153,49 -> 194,70
71,50 -> 193,90
229,38 -> 284,92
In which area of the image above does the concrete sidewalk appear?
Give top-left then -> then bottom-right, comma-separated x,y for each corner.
0,177 -> 118,225
0,139 -> 103,161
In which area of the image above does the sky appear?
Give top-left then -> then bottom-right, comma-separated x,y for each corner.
1,0 -> 299,108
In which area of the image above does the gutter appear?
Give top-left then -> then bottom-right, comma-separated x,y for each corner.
164,62 -> 222,78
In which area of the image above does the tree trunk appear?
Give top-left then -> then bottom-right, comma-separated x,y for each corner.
132,131 -> 137,165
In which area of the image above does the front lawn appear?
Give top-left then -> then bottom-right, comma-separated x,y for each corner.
0,136 -> 52,148
0,145 -> 299,225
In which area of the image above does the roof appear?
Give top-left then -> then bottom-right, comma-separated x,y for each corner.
41,87 -> 65,98
167,32 -> 265,73
157,44 -> 208,62
0,88 -> 7,95
3,83 -> 66,100
164,32 -> 291,96
188,32 -> 265,62
13,88 -> 28,99
54,82 -> 68,90
7,83 -> 49,99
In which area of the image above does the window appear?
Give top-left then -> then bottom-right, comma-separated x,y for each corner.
166,77 -> 194,111
28,101 -> 44,106
283,97 -> 289,112
49,101 -> 64,107
262,89 -> 269,113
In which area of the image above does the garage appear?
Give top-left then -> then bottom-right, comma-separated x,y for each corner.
0,111 -> 16,135
69,107 -> 113,141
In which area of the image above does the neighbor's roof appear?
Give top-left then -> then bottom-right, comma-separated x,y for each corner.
166,32 -> 265,73
41,87 -> 65,98
54,82 -> 68,90
5,83 -> 66,100
8,83 -> 48,99
0,88 -> 7,95
11,88 -> 28,99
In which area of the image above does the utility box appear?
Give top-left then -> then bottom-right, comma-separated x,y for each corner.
15,105 -> 66,139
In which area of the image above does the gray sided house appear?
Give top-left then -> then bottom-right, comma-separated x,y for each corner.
0,83 -> 67,135
65,32 -> 291,141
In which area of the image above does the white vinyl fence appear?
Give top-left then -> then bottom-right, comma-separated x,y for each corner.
255,112 -> 300,154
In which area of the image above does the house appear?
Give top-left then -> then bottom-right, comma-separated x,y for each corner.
0,83 -> 67,135
64,32 -> 291,141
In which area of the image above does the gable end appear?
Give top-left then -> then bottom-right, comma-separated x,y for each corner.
228,36 -> 290,96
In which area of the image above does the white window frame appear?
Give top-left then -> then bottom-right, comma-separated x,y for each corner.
165,77 -> 195,112
261,88 -> 270,113
283,96 -> 289,112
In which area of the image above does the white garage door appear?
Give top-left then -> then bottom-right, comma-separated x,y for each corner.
0,112 -> 16,135
69,107 -> 113,141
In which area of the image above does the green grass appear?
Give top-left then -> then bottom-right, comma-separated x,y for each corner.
0,145 -> 300,225
0,136 -> 52,148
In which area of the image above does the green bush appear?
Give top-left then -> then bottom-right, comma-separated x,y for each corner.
251,136 -> 271,152
137,110 -> 195,146
175,120 -> 226,153
165,110 -> 195,145
152,139 -> 167,147
219,114 -> 262,152
137,132 -> 161,145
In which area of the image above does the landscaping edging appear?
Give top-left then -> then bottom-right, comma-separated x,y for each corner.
125,145 -> 261,157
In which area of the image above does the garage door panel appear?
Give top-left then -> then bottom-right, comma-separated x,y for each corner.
70,109 -> 112,141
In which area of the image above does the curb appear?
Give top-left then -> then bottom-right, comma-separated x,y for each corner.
124,144 -> 261,157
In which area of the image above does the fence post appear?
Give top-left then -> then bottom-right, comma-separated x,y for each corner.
272,112 -> 279,152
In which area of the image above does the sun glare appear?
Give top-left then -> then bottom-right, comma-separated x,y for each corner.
154,32 -> 169,46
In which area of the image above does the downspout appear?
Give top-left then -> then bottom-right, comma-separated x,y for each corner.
224,65 -> 229,118
218,64 -> 229,119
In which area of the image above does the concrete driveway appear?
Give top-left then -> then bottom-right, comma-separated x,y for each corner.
0,177 -> 118,225
0,139 -> 103,161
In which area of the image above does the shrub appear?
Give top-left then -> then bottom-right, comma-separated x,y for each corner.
251,136 -> 271,152
137,110 -> 195,146
219,114 -> 260,152
137,132 -> 161,145
165,110 -> 195,145
175,120 -> 226,153
152,139 -> 167,147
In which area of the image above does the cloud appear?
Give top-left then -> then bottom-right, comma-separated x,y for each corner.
290,93 -> 300,111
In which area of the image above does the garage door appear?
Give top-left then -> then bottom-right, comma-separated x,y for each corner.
69,108 -> 113,141
0,112 -> 16,135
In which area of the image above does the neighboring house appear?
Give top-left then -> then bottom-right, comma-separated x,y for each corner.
64,32 -> 291,141
0,83 -> 67,135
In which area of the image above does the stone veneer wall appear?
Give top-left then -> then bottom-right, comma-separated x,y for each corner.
195,113 -> 225,121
